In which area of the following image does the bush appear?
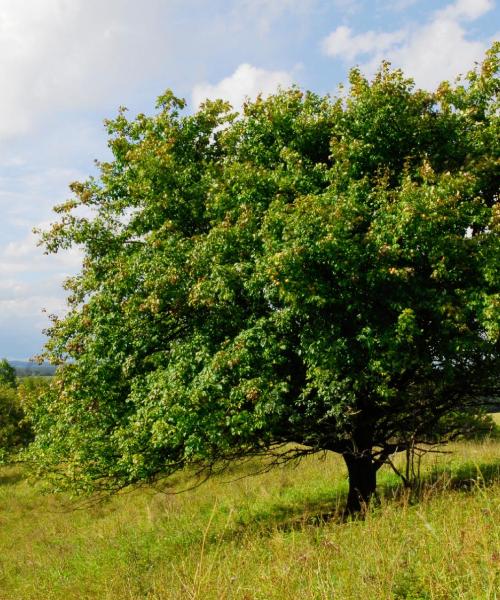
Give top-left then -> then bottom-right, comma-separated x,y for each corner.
0,379 -> 37,463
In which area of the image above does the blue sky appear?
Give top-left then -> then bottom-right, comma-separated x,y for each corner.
0,0 -> 498,359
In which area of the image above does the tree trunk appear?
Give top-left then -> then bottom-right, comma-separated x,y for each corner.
343,452 -> 377,514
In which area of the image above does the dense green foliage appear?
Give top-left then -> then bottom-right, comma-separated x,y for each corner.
0,365 -> 36,463
0,358 -> 17,389
30,46 -> 499,507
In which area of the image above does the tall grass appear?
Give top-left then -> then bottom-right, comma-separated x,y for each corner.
0,438 -> 499,599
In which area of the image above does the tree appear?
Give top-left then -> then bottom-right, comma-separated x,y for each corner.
0,378 -> 35,464
30,45 -> 499,511
0,359 -> 17,389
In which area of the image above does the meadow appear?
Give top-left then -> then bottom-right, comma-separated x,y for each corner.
0,428 -> 499,600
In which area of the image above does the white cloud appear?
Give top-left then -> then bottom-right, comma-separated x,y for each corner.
322,26 -> 407,62
0,156 -> 26,168
0,279 -> 29,299
0,164 -> 87,234
0,0 -> 172,141
236,0 -> 317,34
0,229 -> 82,276
437,0 -> 494,21
379,0 -> 418,10
331,0 -> 361,14
0,228 -> 81,349
0,290 -> 65,324
321,0 -> 495,89
192,63 -> 295,110
387,18 -> 487,89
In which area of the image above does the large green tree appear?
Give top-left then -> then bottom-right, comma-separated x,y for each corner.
30,46 -> 499,511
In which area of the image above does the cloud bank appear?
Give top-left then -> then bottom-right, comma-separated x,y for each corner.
322,0 -> 496,88
0,0 -> 172,141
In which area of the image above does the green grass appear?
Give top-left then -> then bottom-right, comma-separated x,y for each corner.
1,439 -> 500,599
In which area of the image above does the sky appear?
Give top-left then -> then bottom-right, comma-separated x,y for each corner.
0,0 -> 498,359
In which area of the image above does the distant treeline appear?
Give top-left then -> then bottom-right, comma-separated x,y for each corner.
9,361 -> 56,378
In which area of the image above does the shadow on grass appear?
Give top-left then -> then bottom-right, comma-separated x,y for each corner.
235,494 -> 347,532
222,459 -> 500,539
0,470 -> 24,486
381,460 -> 500,503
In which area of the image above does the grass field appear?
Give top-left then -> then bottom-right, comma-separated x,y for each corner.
0,436 -> 499,599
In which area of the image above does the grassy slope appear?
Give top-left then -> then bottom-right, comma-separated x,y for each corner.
0,439 -> 499,600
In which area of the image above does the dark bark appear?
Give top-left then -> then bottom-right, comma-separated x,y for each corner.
343,452 -> 377,514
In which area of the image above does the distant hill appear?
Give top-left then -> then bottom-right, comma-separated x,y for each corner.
9,360 -> 56,377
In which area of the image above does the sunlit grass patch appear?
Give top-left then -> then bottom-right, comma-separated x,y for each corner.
0,438 -> 499,599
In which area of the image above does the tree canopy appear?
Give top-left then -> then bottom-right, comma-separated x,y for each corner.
0,359 -> 17,389
30,45 -> 499,511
